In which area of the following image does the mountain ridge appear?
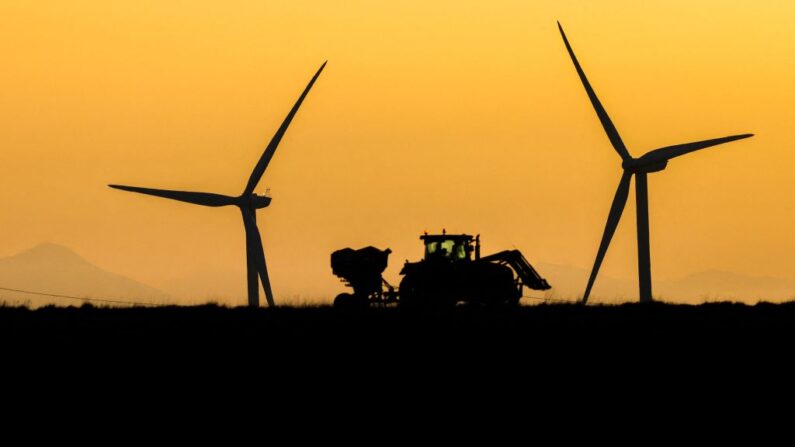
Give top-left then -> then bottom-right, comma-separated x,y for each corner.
0,243 -> 173,307
537,262 -> 795,303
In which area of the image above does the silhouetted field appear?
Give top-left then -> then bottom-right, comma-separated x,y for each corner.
4,302 -> 795,404
4,302 -> 794,361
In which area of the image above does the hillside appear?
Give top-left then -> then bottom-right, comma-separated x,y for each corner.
0,243 -> 172,306
537,263 -> 795,303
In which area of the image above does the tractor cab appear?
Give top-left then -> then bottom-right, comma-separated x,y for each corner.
420,233 -> 480,262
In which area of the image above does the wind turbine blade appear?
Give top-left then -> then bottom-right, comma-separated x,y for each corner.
243,61 -> 327,196
583,171 -> 633,303
108,185 -> 236,207
257,242 -> 275,308
639,134 -> 754,165
558,22 -> 631,161
241,209 -> 276,307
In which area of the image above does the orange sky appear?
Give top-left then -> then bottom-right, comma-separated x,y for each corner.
1,1 -> 792,304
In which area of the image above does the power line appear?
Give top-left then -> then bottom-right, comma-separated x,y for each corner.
0,285 -> 577,307
523,295 -> 580,304
0,286 -> 163,307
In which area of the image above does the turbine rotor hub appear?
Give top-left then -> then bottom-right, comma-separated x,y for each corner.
622,157 -> 667,173
235,194 -> 272,209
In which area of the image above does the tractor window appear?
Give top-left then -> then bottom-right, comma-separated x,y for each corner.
425,241 -> 443,258
439,240 -> 455,258
451,242 -> 467,260
425,239 -> 468,261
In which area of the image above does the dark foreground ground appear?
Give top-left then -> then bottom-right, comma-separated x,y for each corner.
4,302 -> 794,364
4,302 -> 795,420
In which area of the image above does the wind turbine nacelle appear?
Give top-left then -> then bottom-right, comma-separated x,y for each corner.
249,195 -> 272,209
623,159 -> 668,173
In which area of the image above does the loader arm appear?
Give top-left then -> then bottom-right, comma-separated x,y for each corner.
478,250 -> 551,291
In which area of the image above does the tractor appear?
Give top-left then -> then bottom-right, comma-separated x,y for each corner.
331,232 -> 550,309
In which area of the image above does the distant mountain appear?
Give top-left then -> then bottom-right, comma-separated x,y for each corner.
535,262 -> 795,304
656,270 -> 795,303
537,262 -> 635,302
0,243 -> 173,307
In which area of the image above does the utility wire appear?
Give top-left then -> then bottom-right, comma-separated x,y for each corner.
522,295 -> 580,304
0,286 -> 163,307
0,286 -> 578,307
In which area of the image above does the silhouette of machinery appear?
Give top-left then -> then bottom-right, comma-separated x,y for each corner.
331,246 -> 397,308
331,232 -> 550,309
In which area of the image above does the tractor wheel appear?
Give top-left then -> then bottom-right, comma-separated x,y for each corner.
428,286 -> 457,311
334,293 -> 353,308
476,264 -> 521,308
506,293 -> 521,308
334,293 -> 369,309
398,275 -> 423,311
333,293 -> 352,308
488,284 -> 521,309
400,275 -> 457,312
350,294 -> 369,309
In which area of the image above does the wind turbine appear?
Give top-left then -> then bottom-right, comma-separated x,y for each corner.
557,23 -> 753,303
109,62 -> 327,307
